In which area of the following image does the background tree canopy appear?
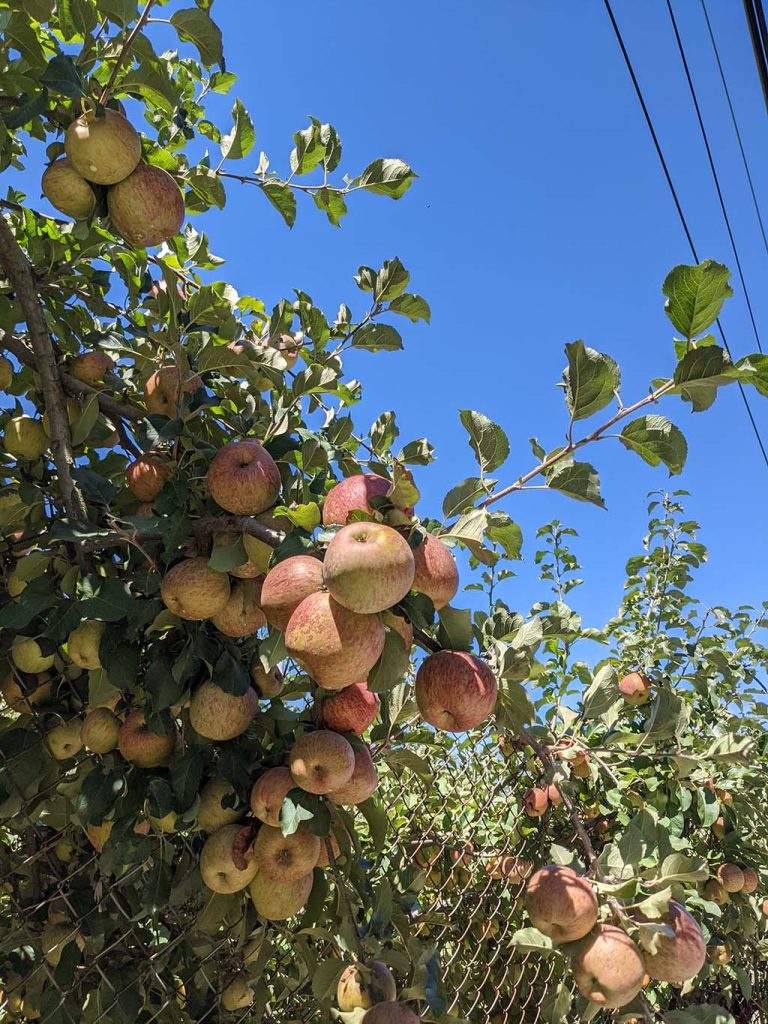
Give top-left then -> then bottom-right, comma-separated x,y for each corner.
0,3 -> 767,1023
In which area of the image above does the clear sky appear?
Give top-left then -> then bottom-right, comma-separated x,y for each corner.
14,1 -> 768,628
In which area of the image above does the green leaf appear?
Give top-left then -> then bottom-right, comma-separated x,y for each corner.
312,187 -> 347,226
259,182 -> 296,226
459,410 -> 509,474
312,958 -> 344,1003
648,853 -> 709,887
70,392 -> 100,447
703,733 -> 755,761
351,323 -> 403,352
368,630 -> 410,693
510,927 -> 555,953
170,7 -> 224,68
436,606 -> 473,651
40,55 -> 86,98
280,794 -> 315,837
212,649 -> 250,697
664,1007 -> 734,1024
672,345 -> 734,411
208,535 -> 248,572
620,415 -> 688,475
563,341 -> 620,421
220,99 -> 255,161
370,411 -> 399,454
272,503 -> 321,531
357,798 -> 388,850
442,477 -> 490,518
186,166 -> 227,211
546,461 -> 605,508
486,511 -> 523,560
78,579 -> 137,621
77,768 -> 125,826
357,158 -> 416,199
290,119 -> 325,175
733,352 -> 768,397
170,751 -> 204,812
388,293 -> 431,323
582,665 -> 618,719
662,260 -> 732,338
374,258 -> 410,301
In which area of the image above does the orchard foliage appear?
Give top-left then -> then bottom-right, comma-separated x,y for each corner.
0,3 -> 767,1024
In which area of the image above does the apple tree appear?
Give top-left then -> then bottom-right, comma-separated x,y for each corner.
1,3 -> 768,1023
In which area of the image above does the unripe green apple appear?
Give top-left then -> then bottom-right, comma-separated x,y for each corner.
3,416 -> 48,460
66,620 -> 106,670
11,636 -> 54,674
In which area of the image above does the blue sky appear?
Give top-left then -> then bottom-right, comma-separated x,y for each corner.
12,1 -> 768,629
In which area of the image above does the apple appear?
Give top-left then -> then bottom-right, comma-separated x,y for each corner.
362,1003 -> 420,1024
200,824 -> 258,894
316,820 -> 350,868
161,557 -> 231,620
0,671 -> 52,714
484,856 -> 533,884
523,787 -> 549,818
708,943 -> 730,966
641,901 -> 706,986
65,107 -> 141,184
712,815 -> 726,840
107,164 -> 185,247
197,777 -> 244,832
260,554 -> 324,630
411,532 -> 459,610
322,473 -> 395,525
0,355 -> 13,390
716,863 -> 745,893
80,707 -> 121,753
285,592 -> 385,690
289,730 -> 355,795
546,783 -> 563,807
382,611 -> 414,652
11,636 -> 54,674
250,661 -> 284,699
703,880 -> 729,906
248,869 -> 313,921
66,619 -> 106,670
741,866 -> 759,894
322,522 -> 415,614
54,839 -> 74,863
47,719 -> 84,760
69,351 -> 115,384
41,157 -> 97,219
189,680 -> 258,741
118,710 -> 178,767
321,682 -> 380,735
414,650 -> 497,732
337,961 -> 397,1012
212,531 -> 263,579
143,365 -> 202,416
86,820 -> 113,852
250,766 -> 295,827
126,455 -> 169,501
220,974 -> 254,1011
211,578 -> 266,637
525,865 -> 598,943
328,744 -> 378,805
619,671 -> 652,705
572,924 -> 645,1008
3,416 -> 48,460
252,824 -> 321,882
207,439 -> 281,515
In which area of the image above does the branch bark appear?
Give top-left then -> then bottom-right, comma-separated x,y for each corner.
0,217 -> 89,521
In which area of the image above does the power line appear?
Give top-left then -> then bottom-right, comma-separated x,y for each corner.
701,0 -> 768,259
602,0 -> 768,471
666,0 -> 763,355
742,0 -> 768,112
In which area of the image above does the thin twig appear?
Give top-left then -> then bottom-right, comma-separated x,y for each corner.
99,0 -> 157,104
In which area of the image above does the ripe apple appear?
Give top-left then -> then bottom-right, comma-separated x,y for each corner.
220,974 -> 254,1011
65,108 -> 141,184
289,730 -> 355,795
66,619 -> 106,670
546,783 -> 563,807
411,532 -> 459,609
414,650 -> 497,732
197,777 -> 244,832
717,863 -> 745,893
160,557 -> 231,620
80,707 -> 121,753
328,744 -> 378,805
322,522 -> 415,614
712,815 -> 726,840
640,901 -> 706,986
0,671 -> 52,714
362,1003 -> 420,1024
107,164 -> 185,247
118,710 -> 178,767
321,681 -> 380,735
200,824 -> 258,893
485,855 -> 533,884
703,880 -> 729,906
3,416 -> 48,460
285,591 -> 385,690
86,819 -> 113,852
248,869 -> 313,921
207,439 -> 281,515
708,942 -> 731,966
523,787 -> 549,818
47,719 -> 84,760
337,961 -> 397,1012
0,355 -> 13,390
250,766 -> 295,827
69,351 -> 115,384
143,365 -> 202,415
252,824 -> 321,883
525,865 -> 598,943
211,579 -> 266,637
126,455 -> 169,501
189,680 -> 258,741
260,554 -> 324,630
741,867 -> 759,894
572,924 -> 645,1008
11,636 -> 54,674
619,671 -> 652,705
322,473 -> 395,526
250,661 -> 284,699
41,157 -> 97,219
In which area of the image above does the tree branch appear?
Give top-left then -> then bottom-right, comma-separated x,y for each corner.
0,217 -> 89,520
99,0 -> 157,104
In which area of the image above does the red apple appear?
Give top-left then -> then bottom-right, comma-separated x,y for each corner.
412,532 -> 459,609
207,439 -> 281,516
321,473 -> 394,525
415,650 -> 497,732
321,682 -> 380,735
322,522 -> 415,614
260,555 -> 324,631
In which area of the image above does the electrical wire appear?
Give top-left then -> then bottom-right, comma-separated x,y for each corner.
701,0 -> 768,258
602,0 -> 768,470
743,0 -> 768,112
